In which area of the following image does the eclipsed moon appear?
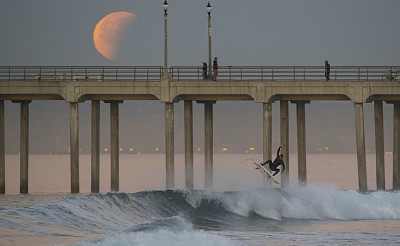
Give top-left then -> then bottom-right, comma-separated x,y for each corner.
93,11 -> 137,60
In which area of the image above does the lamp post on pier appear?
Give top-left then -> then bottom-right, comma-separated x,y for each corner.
206,2 -> 212,79
163,0 -> 169,78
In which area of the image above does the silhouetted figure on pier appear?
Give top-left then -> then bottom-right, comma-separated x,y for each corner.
202,62 -> 208,80
261,146 -> 285,176
325,60 -> 330,81
213,57 -> 218,81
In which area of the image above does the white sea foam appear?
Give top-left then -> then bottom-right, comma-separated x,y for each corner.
282,186 -> 400,220
187,186 -> 400,221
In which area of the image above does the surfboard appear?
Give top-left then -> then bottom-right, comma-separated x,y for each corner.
254,162 -> 280,185
241,158 -> 280,185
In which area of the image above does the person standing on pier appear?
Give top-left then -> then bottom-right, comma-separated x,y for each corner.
213,57 -> 218,81
202,62 -> 208,80
325,60 -> 330,81
260,146 -> 285,176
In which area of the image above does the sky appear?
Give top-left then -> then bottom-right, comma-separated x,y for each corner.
1,0 -> 400,154
2,0 -> 400,66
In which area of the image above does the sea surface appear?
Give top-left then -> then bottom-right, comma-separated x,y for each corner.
1,154 -> 399,245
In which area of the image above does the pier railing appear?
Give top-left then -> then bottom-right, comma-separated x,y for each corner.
170,66 -> 400,81
0,66 -> 163,82
0,66 -> 399,82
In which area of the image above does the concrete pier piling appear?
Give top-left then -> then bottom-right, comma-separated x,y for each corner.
263,103 -> 272,163
91,100 -> 100,193
295,101 -> 308,186
0,101 -> 4,194
20,101 -> 30,194
354,103 -> 367,192
204,102 -> 214,190
184,100 -> 194,190
110,101 -> 121,192
374,101 -> 385,190
393,103 -> 400,190
70,102 -> 79,194
280,100 -> 289,187
165,102 -> 174,189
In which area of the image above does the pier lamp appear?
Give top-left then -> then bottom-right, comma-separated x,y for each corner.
206,2 -> 212,79
163,0 -> 169,78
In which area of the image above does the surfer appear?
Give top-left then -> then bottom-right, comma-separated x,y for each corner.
260,146 -> 285,176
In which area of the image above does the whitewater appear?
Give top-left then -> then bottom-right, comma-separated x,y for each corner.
1,187 -> 400,245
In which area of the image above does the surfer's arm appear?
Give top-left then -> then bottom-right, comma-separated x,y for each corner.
276,146 -> 281,157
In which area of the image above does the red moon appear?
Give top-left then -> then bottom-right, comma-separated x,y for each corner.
93,11 -> 137,60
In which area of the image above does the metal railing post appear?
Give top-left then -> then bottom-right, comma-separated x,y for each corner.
272,68 -> 274,81
334,68 -> 337,81
261,67 -> 264,81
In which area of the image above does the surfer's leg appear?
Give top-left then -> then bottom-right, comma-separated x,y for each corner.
262,160 -> 272,166
272,168 -> 280,176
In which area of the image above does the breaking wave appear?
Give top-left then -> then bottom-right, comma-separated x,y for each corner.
1,186 -> 399,245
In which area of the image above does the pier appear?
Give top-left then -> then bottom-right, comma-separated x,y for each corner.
0,65 -> 400,193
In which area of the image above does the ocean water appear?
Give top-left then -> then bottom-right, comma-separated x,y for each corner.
1,154 -> 399,245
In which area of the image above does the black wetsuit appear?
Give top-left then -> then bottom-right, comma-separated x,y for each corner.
262,146 -> 285,176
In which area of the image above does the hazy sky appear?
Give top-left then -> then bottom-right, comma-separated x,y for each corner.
1,1 -> 400,154
1,0 -> 400,66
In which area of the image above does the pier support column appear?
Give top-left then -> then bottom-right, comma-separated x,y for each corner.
263,103 -> 272,162
393,102 -> 400,190
165,102 -> 174,189
20,101 -> 30,194
204,101 -> 215,190
374,101 -> 385,190
184,100 -> 194,190
0,101 -> 4,194
109,101 -> 122,192
70,102 -> 79,193
354,103 -> 367,192
280,100 -> 289,187
294,101 -> 309,186
91,100 -> 100,193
